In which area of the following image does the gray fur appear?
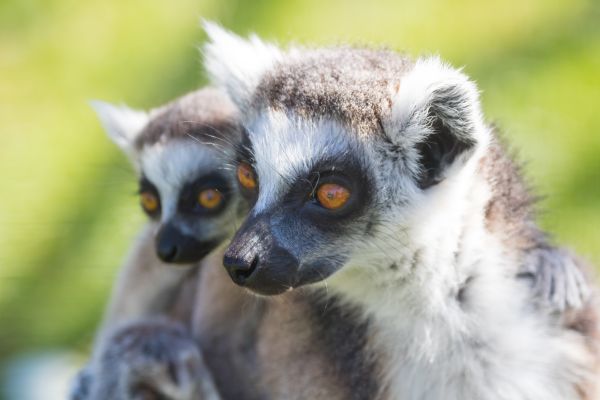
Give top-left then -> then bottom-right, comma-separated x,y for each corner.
481,136 -> 591,310
304,291 -> 379,400
255,47 -> 412,135
136,88 -> 240,150
192,261 -> 382,400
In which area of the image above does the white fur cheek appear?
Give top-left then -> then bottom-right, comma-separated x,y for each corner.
405,144 -> 488,255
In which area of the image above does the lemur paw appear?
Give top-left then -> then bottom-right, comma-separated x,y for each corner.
523,247 -> 591,312
69,366 -> 93,400
88,319 -> 216,400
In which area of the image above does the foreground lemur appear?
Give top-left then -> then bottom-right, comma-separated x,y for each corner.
72,88 -> 243,400
198,24 -> 599,399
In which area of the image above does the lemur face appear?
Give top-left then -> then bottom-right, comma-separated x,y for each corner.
136,139 -> 239,264
204,23 -> 489,295
93,88 -> 244,264
224,116 -> 378,295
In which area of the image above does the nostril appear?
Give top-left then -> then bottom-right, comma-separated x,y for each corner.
234,256 -> 258,281
225,255 -> 259,285
157,245 -> 178,262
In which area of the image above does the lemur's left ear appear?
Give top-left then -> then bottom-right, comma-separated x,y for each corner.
202,20 -> 282,114
90,101 -> 149,155
386,57 -> 489,189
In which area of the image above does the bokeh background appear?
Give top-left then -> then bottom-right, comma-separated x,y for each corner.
0,0 -> 599,398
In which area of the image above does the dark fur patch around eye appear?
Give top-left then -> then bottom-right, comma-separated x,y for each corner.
139,176 -> 158,194
178,172 -> 231,216
283,155 -> 373,232
234,128 -> 255,164
138,176 -> 161,218
234,131 -> 260,205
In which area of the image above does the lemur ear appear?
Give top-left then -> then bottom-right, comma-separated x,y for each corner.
90,101 -> 148,154
202,20 -> 282,113
387,57 -> 489,189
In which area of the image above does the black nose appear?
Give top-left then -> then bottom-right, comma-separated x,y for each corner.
223,253 -> 259,285
156,237 -> 178,262
155,223 -> 216,264
156,223 -> 184,262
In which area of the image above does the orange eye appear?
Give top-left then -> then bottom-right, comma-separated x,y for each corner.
198,188 -> 223,209
237,162 -> 257,190
316,183 -> 351,210
140,192 -> 159,213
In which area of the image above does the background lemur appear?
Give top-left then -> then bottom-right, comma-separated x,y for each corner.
72,88 -> 242,400
197,24 -> 599,399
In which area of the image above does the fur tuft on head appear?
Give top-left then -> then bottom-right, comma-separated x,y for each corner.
90,101 -> 149,155
386,56 -> 489,188
389,56 -> 488,147
202,20 -> 282,113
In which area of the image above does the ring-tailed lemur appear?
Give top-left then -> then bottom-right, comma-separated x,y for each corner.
201,23 -> 599,400
71,88 -> 242,400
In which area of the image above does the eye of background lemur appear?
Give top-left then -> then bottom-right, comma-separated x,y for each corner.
140,192 -> 159,214
237,162 -> 257,190
139,178 -> 161,217
198,188 -> 223,209
316,183 -> 351,210
177,173 -> 230,216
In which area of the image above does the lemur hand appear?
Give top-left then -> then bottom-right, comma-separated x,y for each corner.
76,319 -> 220,400
69,365 -> 93,400
522,247 -> 591,312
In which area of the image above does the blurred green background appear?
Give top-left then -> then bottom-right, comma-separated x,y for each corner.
0,0 -> 599,396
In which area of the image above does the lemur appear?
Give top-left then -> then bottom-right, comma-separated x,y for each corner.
71,88 -> 242,400
73,27 -> 592,400
197,23 -> 599,399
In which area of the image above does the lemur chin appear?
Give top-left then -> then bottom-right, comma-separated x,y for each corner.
203,22 -> 599,400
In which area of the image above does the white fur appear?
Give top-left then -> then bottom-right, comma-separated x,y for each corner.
202,21 -> 282,113
90,101 -> 149,155
245,110 -> 354,215
330,158 -> 592,399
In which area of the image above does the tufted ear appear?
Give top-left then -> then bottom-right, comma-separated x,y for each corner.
90,101 -> 149,157
387,57 -> 489,189
202,21 -> 282,113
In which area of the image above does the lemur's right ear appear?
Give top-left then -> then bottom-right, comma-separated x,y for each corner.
386,57 -> 490,189
90,101 -> 149,154
202,21 -> 282,113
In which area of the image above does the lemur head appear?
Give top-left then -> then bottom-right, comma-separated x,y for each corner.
203,24 -> 491,295
92,88 -> 244,264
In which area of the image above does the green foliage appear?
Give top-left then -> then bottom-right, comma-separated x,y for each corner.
0,0 -> 598,368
